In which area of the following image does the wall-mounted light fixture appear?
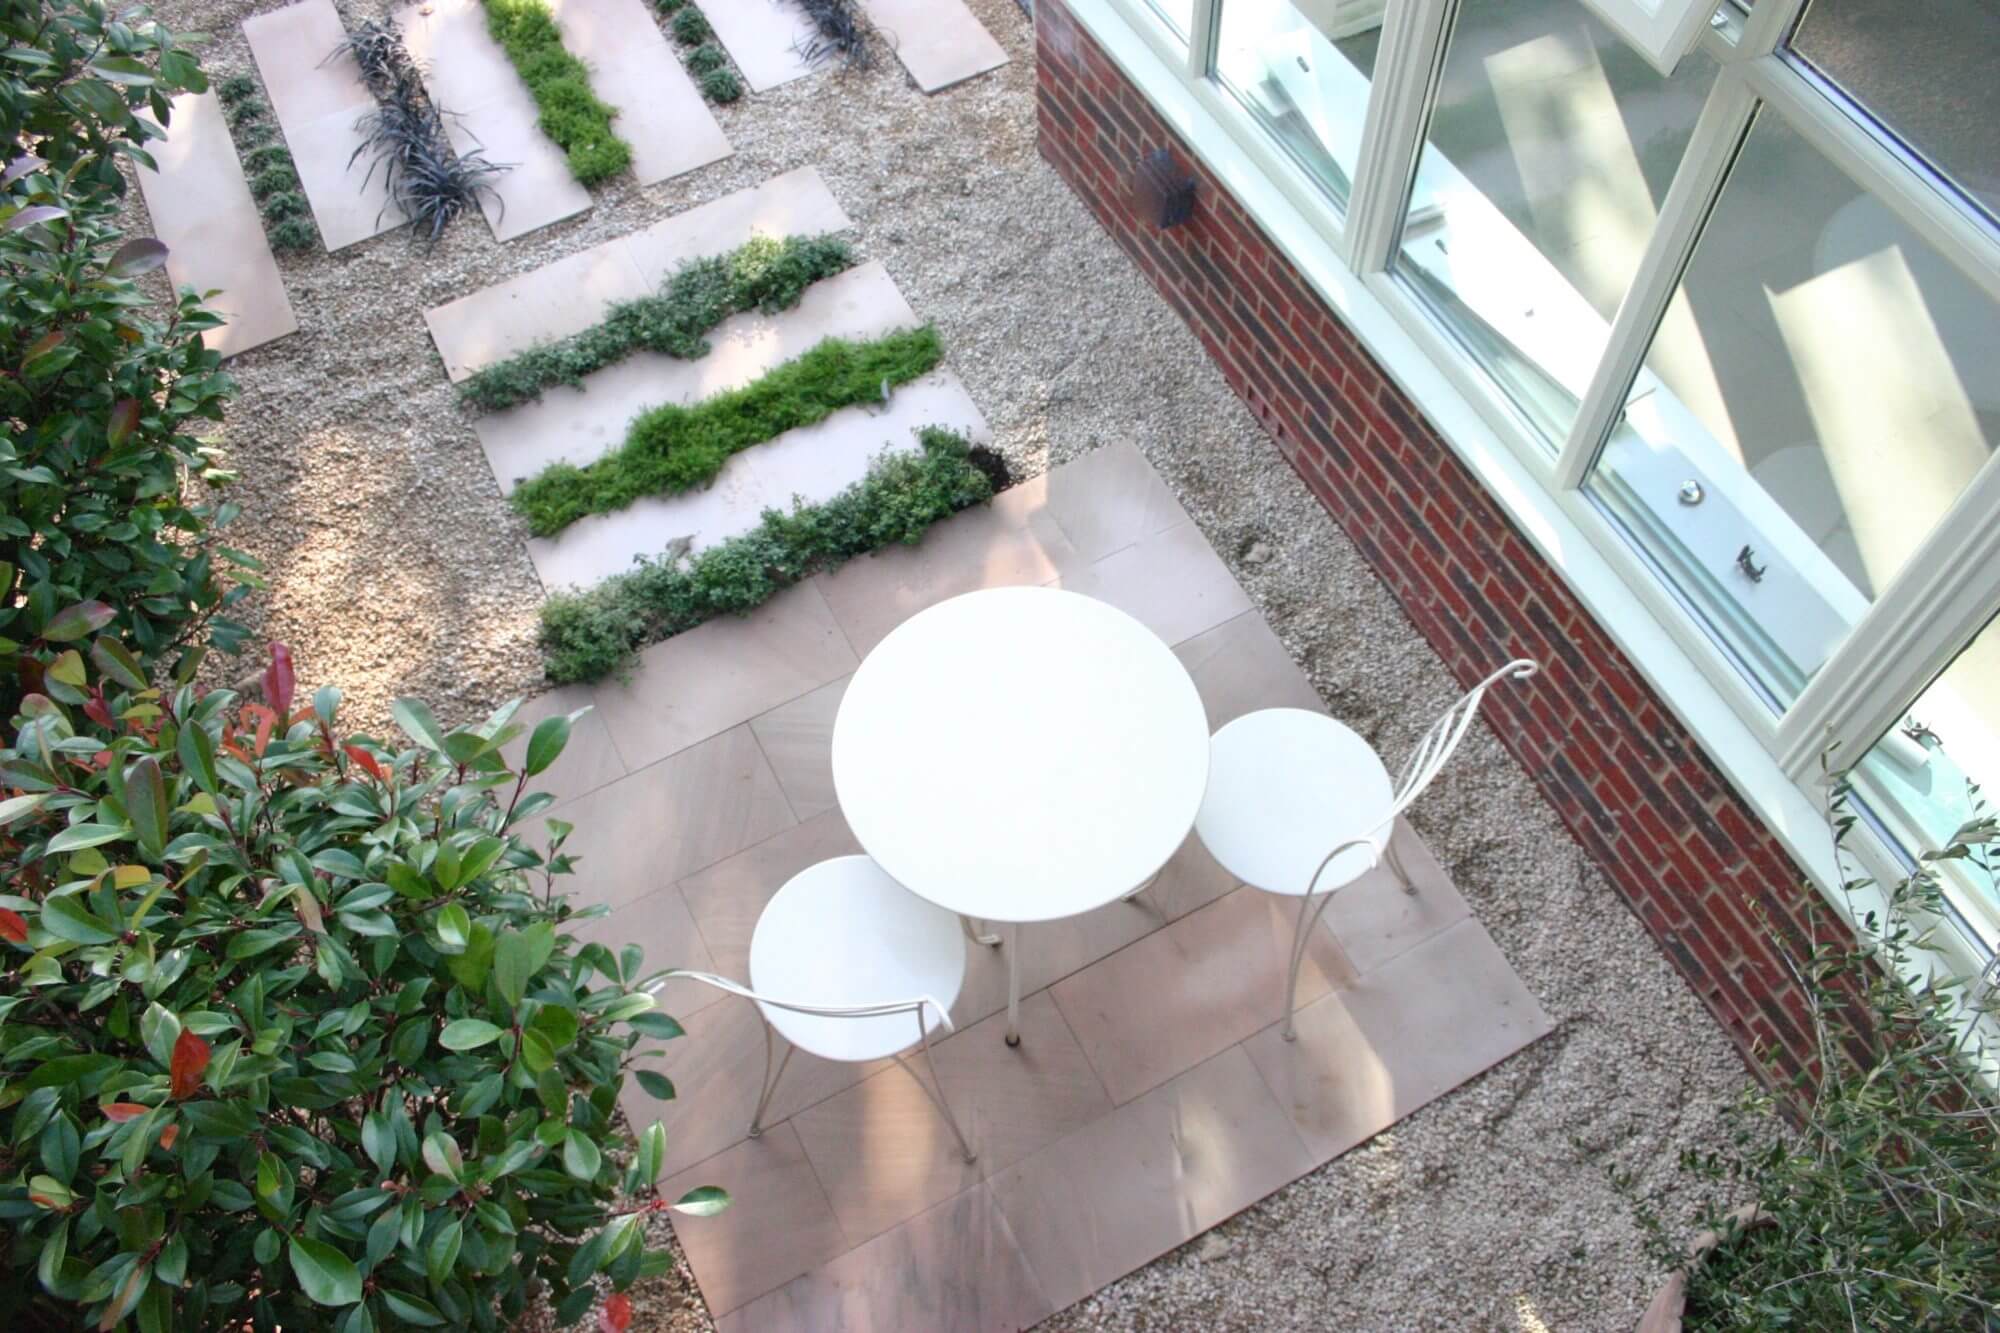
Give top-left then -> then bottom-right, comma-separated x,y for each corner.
1133,148 -> 1197,229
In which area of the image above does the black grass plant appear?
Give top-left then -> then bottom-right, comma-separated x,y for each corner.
482,0 -> 633,186
459,233 -> 855,413
215,70 -> 318,252
790,0 -> 872,69
538,427 -> 993,682
332,21 -> 512,246
509,325 -> 946,537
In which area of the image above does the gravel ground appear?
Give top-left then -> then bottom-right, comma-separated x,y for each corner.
137,0 -> 1759,1327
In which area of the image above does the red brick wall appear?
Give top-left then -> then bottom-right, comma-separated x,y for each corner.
1036,0 -> 1828,1079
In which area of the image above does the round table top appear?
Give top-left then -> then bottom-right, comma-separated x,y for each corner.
831,586 -> 1211,924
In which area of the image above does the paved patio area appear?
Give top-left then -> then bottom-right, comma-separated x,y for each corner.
516,442 -> 1554,1328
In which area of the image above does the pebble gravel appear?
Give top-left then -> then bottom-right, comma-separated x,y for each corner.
138,0 -> 1762,1327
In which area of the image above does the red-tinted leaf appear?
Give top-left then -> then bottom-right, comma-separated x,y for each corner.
158,1123 -> 179,1149
108,237 -> 168,276
2,154 -> 47,186
343,744 -> 387,784
43,601 -> 114,643
106,397 -> 141,446
6,204 -> 66,233
97,1258 -> 148,1331
102,1102 -> 149,1122
293,886 -> 325,935
83,689 -> 114,729
22,329 -> 64,364
0,907 -> 26,944
262,643 -> 295,720
168,1029 -> 210,1100
241,702 -> 276,758
597,1293 -> 633,1333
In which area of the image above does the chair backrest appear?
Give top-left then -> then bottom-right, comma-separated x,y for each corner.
1386,657 -> 1539,826
644,970 -> 956,1037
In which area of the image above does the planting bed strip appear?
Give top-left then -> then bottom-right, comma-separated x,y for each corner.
135,89 -> 299,358
394,0 -> 592,242
243,0 -> 408,249
552,0 -> 731,186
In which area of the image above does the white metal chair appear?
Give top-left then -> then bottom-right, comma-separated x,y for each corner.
650,855 -> 976,1162
1193,658 -> 1539,1040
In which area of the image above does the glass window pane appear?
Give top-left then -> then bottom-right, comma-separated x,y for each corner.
1144,0 -> 1195,42
1791,0 -> 2000,223
1392,0 -> 1716,447
1854,613 -> 2000,946
1213,0 -> 1383,208
1587,112 -> 2000,708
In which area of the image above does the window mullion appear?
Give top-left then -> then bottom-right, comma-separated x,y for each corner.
1343,0 -> 1455,275
1549,67 -> 1757,491
1775,459 -> 2000,781
1737,0 -> 1807,58
1186,0 -> 1219,77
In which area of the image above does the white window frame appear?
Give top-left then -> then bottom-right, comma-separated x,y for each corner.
1574,0 -> 1721,76
1063,0 -> 2000,1049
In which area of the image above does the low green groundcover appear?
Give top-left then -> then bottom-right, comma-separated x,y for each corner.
540,426 -> 992,682
459,233 -> 855,414
483,0 -> 632,186
509,325 -> 944,536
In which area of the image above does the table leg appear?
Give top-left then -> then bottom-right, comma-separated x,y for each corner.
1004,922 -> 1022,1047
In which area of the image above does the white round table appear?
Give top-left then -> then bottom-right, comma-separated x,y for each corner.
832,586 -> 1211,1044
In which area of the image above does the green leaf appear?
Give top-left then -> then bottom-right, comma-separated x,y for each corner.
634,1069 -> 675,1101
39,894 -> 119,944
176,722 -> 219,794
0,792 -> 49,828
672,1184 -> 731,1216
421,1131 -> 462,1182
44,822 -> 131,855
90,637 -> 148,690
434,902 -> 470,952
380,1291 -> 447,1326
42,601 -> 115,643
520,1027 -> 556,1073
445,923 -> 495,991
562,1129 -> 602,1181
124,756 -> 168,859
391,698 -> 449,753
288,1235 -> 363,1307
523,714 -> 572,776
362,1110 -> 395,1175
438,1018 -> 503,1051
424,1218 -> 463,1285
529,1003 -> 579,1051
493,922 -> 555,1008
627,1011 -> 686,1040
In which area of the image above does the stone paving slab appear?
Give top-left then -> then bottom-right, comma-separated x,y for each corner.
396,0 -> 593,242
703,0 -> 818,93
551,0 -> 731,187
524,369 -> 991,590
533,443 -> 1554,1327
136,90 -> 298,359
243,0 -> 406,250
859,0 -> 1010,93
424,165 -> 851,380
473,260 -> 918,494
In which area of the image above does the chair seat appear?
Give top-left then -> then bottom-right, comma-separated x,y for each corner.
748,855 -> 966,1064
1195,708 -> 1395,897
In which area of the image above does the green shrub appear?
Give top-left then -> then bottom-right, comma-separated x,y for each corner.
248,163 -> 296,200
700,67 -> 742,104
483,0 -> 633,187
216,72 -> 258,105
654,0 -> 686,12
0,645 -> 725,1328
685,42 -> 726,74
0,0 -> 252,721
542,427 -> 993,681
670,5 -> 710,43
268,216 -> 319,251
242,142 -> 294,173
511,326 -> 944,536
260,190 -> 309,222
459,233 -> 856,413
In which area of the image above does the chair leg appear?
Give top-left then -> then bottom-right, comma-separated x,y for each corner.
898,1046 -> 977,1164
1004,922 -> 1023,1047
1281,893 -> 1319,1042
1384,825 -> 1416,895
960,914 -> 1002,947
1120,866 -> 1163,903
747,1022 -> 794,1139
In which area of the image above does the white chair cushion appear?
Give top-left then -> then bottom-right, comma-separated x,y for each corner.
748,855 -> 967,1063
1195,708 -> 1395,897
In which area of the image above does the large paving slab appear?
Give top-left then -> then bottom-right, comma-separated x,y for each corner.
396,0 -> 593,242
703,0 -> 818,93
136,90 -> 298,359
243,0 -> 406,250
424,166 -> 851,381
473,261 -> 917,494
523,369 -> 992,591
859,0 -> 1010,93
528,444 -> 1554,1328
550,0 -> 730,186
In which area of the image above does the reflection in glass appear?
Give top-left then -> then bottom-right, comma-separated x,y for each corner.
1213,0 -> 1384,207
1392,0 -> 1715,446
1588,112 -> 2000,707
1791,0 -> 2000,223
1856,614 -> 2000,944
